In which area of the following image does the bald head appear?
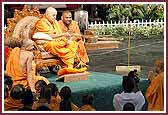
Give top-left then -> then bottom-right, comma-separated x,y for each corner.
45,7 -> 57,22
61,10 -> 72,26
62,10 -> 71,16
45,7 -> 57,15
22,39 -> 34,51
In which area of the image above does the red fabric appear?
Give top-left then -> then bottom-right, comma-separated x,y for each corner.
66,4 -> 80,10
5,47 -> 9,62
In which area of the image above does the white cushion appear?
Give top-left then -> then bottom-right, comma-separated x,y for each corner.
32,32 -> 52,40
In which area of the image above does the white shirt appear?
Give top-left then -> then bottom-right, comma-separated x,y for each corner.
113,91 -> 145,111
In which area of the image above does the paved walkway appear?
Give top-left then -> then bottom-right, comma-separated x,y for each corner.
85,41 -> 121,50
87,39 -> 164,78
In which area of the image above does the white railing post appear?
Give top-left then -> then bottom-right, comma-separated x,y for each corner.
153,20 -> 156,26
91,22 -> 94,29
99,21 -> 101,29
95,21 -> 97,25
118,20 -> 121,26
145,20 -> 148,26
102,21 -> 105,27
142,20 -> 144,26
122,20 -> 124,26
107,21 -> 109,28
157,19 -> 159,25
102,20 -> 106,35
114,21 -> 117,26
126,20 -> 129,27
161,20 -> 163,26
95,21 -> 97,30
130,21 -> 132,29
149,19 -> 152,26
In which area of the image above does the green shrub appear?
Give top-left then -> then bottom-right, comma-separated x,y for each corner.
90,24 -> 164,39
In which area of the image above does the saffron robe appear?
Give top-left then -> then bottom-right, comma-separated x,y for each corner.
35,16 -> 86,76
4,97 -> 24,111
146,72 -> 164,111
6,47 -> 49,89
58,20 -> 89,64
49,95 -> 61,111
35,16 -> 78,68
79,105 -> 96,111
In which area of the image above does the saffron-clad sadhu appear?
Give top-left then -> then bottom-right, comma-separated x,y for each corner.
58,10 -> 89,65
4,96 -> 24,111
79,95 -> 96,111
34,7 -> 86,76
4,84 -> 25,111
79,105 -> 96,111
49,95 -> 61,111
6,39 -> 49,92
146,58 -> 164,111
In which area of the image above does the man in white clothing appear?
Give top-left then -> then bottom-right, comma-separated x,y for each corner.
113,76 -> 145,111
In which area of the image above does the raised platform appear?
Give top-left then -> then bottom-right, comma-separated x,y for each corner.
85,41 -> 121,50
46,72 -> 148,111
56,72 -> 90,82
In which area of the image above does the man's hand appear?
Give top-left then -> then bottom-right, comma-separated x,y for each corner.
63,32 -> 71,38
67,39 -> 72,45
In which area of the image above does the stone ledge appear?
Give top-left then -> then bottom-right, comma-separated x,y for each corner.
56,72 -> 90,82
85,41 -> 121,50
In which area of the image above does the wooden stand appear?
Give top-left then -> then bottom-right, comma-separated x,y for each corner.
116,65 -> 141,72
116,23 -> 141,73
56,72 -> 90,82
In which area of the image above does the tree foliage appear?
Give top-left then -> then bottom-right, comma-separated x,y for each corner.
107,4 -> 164,22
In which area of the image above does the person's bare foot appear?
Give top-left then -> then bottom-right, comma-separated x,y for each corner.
76,62 -> 89,69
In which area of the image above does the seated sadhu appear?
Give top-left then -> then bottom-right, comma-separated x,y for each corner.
6,38 -> 49,92
4,84 -> 24,111
58,10 -> 89,66
145,58 -> 164,111
33,7 -> 87,76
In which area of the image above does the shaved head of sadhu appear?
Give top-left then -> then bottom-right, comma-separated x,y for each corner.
45,7 -> 57,23
61,10 -> 72,26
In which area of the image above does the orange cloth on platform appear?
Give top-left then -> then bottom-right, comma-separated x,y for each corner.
4,97 -> 24,111
35,16 -> 78,68
6,47 -> 49,89
79,105 -> 96,111
58,20 -> 89,64
146,72 -> 164,111
57,67 -> 87,76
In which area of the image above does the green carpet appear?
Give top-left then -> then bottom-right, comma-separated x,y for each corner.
43,72 -> 148,111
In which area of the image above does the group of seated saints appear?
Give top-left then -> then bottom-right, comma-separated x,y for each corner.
5,7 -> 89,92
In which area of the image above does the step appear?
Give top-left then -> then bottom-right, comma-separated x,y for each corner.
85,41 -> 121,50
56,72 -> 90,82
